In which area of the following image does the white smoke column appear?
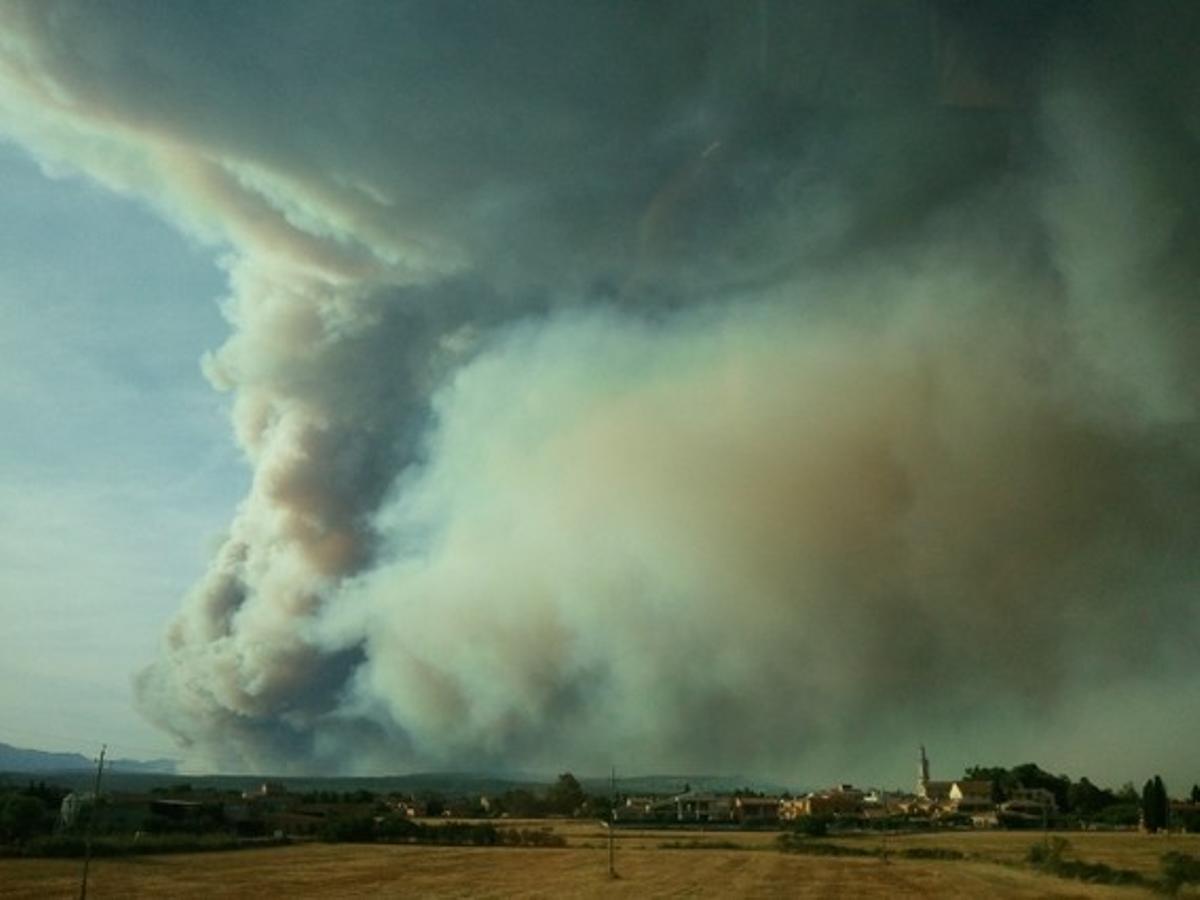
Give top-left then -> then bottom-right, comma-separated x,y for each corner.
0,1 -> 1196,778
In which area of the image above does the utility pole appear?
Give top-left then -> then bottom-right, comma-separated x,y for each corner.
881,790 -> 889,865
79,744 -> 106,900
1041,798 -> 1049,851
608,765 -> 617,879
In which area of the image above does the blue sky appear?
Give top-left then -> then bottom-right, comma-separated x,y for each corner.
0,140 -> 245,761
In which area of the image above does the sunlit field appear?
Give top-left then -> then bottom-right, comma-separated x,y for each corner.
4,827 -> 1198,898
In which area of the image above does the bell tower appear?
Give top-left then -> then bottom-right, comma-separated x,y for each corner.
918,745 -> 931,794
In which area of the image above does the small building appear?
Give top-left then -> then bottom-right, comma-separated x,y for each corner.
916,745 -> 955,803
780,785 -> 863,819
674,791 -> 731,822
149,798 -> 209,820
1009,787 -> 1057,812
242,782 -> 287,801
861,789 -> 886,807
732,795 -> 780,824
915,747 -> 995,813
919,780 -> 954,803
949,780 -> 994,811
1171,802 -> 1200,833
616,795 -> 674,822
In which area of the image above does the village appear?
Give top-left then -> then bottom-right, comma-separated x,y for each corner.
9,746 -> 1200,896
620,748 -> 1066,830
36,746 -> 1188,843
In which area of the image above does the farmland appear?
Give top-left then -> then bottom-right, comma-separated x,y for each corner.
3,826 -> 1198,898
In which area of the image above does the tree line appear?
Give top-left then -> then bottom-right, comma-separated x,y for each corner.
963,763 -> 1200,831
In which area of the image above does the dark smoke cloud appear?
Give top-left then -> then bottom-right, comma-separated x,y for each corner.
1,1 -> 1197,783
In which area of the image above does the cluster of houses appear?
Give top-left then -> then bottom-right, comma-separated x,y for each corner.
615,747 -> 1058,828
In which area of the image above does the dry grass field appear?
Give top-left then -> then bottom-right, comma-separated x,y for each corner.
825,829 -> 1200,877
2,829 -> 1196,898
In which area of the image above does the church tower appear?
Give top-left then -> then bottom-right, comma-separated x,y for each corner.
918,745 -> 931,795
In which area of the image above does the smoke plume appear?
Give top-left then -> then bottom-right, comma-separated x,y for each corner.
2,1 -> 1197,781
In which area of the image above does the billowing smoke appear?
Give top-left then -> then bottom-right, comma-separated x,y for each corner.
2,1 -> 1197,780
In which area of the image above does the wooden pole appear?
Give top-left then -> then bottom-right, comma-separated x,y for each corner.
79,744 -> 106,900
608,766 -> 616,878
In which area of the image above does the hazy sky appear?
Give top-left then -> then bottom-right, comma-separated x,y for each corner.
0,139 -> 245,761
0,1 -> 1197,792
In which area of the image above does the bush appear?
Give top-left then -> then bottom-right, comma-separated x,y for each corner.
786,815 -> 831,837
775,834 -> 873,857
500,827 -> 566,847
20,833 -> 261,858
899,847 -> 965,860
1027,836 -> 1070,866
1161,852 -> 1200,895
23,835 -> 87,858
319,816 -> 505,847
1091,803 -> 1141,827
658,839 -> 741,850
320,815 -> 378,843
0,794 -> 49,845
375,816 -> 421,841
1026,838 -> 1144,888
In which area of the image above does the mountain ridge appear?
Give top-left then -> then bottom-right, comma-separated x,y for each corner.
0,740 -> 176,774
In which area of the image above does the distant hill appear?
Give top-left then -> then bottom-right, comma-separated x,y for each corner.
0,741 -> 176,775
0,746 -> 789,797
581,773 -> 795,796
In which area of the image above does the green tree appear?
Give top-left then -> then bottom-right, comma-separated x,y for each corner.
495,788 -> 544,818
1142,779 -> 1158,832
588,793 -> 614,819
1155,776 -> 1169,831
547,773 -> 586,816
1142,777 -> 1169,832
966,766 -> 1012,803
1068,777 -> 1115,820
1010,763 -> 1070,812
1190,784 -> 1200,805
1,794 -> 46,845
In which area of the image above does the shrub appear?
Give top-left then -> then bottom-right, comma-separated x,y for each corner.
319,816 -> 378,843
1026,837 -> 1144,888
20,833 -> 259,858
1161,852 -> 1200,895
899,847 -> 964,860
775,834 -> 873,857
1091,803 -> 1140,827
786,815 -> 831,837
1027,836 -> 1070,866
320,816 -> 505,847
501,827 -> 565,847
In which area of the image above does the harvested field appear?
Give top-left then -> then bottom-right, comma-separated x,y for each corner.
822,830 -> 1200,876
0,833 -> 1185,899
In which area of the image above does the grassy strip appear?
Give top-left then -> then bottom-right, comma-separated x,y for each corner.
1026,838 -> 1146,888
776,835 -> 876,858
658,839 -> 745,850
20,834 -> 289,858
776,833 -> 966,861
1161,852 -> 1200,896
320,817 -> 567,848
896,846 -> 966,860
